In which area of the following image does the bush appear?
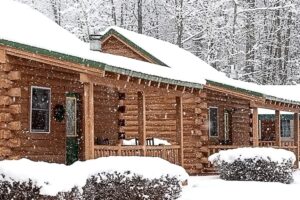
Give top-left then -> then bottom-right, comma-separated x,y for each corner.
0,174 -> 42,199
209,147 -> 295,184
0,171 -> 182,200
81,171 -> 182,200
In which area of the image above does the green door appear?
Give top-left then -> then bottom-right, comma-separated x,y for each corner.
66,96 -> 79,165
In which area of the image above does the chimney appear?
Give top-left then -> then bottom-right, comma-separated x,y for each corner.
89,34 -> 102,51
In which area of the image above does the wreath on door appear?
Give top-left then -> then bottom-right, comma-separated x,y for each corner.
54,104 -> 65,122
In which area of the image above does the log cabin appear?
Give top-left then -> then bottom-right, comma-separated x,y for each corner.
0,1 -> 300,175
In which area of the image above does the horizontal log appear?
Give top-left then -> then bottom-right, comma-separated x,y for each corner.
0,113 -> 13,122
8,121 -> 21,130
0,49 -> 6,64
0,96 -> 13,105
193,129 -> 202,136
0,147 -> 12,157
195,108 -> 202,114
7,88 -> 21,97
0,63 -> 13,71
200,147 -> 209,153
0,138 -> 20,148
200,135 -> 209,141
8,71 -> 21,80
200,157 -> 209,164
0,78 -> 13,88
0,130 -> 12,139
199,102 -> 208,109
9,104 -> 21,114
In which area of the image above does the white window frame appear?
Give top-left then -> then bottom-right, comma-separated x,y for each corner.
30,86 -> 51,133
209,107 -> 219,137
224,112 -> 229,141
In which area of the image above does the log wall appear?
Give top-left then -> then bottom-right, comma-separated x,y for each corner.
93,85 -> 119,144
0,49 -> 21,160
205,88 -> 251,146
7,56 -> 84,163
102,36 -> 151,63
123,89 -> 208,174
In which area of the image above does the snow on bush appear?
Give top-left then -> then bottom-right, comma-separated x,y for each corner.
0,157 -> 188,198
208,147 -> 296,184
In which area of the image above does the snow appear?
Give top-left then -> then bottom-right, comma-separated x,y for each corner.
0,0 -> 200,86
208,147 -> 296,164
181,170 -> 300,200
258,108 -> 292,115
122,138 -> 171,145
103,26 -> 300,103
0,157 -> 188,196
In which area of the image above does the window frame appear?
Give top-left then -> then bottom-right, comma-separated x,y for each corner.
30,86 -> 51,133
281,119 -> 292,138
209,107 -> 219,137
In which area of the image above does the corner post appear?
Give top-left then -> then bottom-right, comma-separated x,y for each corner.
294,113 -> 299,168
252,107 -> 259,147
176,96 -> 184,166
275,110 -> 281,147
137,91 -> 146,156
84,82 -> 94,160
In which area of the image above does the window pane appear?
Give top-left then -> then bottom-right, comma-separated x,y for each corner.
66,97 -> 76,136
31,87 -> 50,133
209,108 -> 218,137
281,120 -> 291,137
31,110 -> 49,132
32,88 -> 50,109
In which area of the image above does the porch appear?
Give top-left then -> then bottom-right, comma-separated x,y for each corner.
204,99 -> 300,173
80,72 -> 197,168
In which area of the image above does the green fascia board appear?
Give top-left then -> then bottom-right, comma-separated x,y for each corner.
264,95 -> 300,105
0,39 -> 202,89
206,79 -> 265,97
101,29 -> 169,67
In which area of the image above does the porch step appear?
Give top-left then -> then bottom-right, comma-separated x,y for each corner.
202,167 -> 219,175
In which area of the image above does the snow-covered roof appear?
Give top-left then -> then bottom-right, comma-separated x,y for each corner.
102,26 -> 300,104
0,0 -> 201,89
1,0 -> 300,104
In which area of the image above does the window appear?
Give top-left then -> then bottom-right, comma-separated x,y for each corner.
66,97 -> 77,136
224,112 -> 229,140
209,107 -> 218,137
281,120 -> 293,138
30,86 -> 51,133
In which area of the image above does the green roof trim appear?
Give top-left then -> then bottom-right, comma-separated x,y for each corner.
0,39 -> 202,89
206,79 -> 265,97
264,95 -> 300,105
101,29 -> 169,67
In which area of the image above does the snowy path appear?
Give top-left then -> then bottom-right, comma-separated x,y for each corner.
181,170 -> 300,200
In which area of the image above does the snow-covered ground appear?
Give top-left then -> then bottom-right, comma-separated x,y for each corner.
181,170 -> 300,200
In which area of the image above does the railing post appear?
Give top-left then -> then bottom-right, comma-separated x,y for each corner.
252,107 -> 259,147
176,96 -> 184,166
117,143 -> 121,156
294,113 -> 299,168
275,110 -> 281,147
138,91 -> 146,156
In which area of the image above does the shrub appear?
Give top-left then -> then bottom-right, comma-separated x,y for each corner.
0,171 -> 182,200
81,171 -> 182,200
209,147 -> 295,184
0,174 -> 42,199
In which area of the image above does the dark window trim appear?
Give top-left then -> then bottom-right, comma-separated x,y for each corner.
209,107 -> 219,137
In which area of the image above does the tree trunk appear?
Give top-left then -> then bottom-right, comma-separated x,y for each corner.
111,0 -> 117,25
137,0 -> 143,33
175,0 -> 184,47
244,0 -> 255,82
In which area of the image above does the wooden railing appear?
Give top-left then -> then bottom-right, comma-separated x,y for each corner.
94,145 -> 181,165
259,141 -> 294,147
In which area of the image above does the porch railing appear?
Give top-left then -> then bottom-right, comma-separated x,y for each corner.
259,141 -> 295,147
94,145 -> 181,165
